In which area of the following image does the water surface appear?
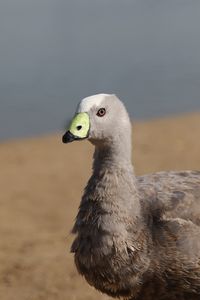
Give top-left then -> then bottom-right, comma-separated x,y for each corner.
1,0 -> 200,140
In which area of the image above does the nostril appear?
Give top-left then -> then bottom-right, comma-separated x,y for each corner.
76,125 -> 82,131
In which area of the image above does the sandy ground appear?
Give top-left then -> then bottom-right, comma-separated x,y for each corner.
0,113 -> 200,300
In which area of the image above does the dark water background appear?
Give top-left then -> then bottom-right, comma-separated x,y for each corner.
0,0 -> 200,141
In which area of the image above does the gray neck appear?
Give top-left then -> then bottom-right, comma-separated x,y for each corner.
91,131 -> 140,215
88,131 -> 143,239
92,130 -> 133,173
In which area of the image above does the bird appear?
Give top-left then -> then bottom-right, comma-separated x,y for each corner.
62,94 -> 200,300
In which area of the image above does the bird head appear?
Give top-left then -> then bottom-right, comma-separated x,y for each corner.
62,94 -> 131,146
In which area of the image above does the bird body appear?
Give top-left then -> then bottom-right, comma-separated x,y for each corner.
62,94 -> 200,300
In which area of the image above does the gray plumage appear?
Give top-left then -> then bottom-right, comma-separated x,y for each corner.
63,94 -> 200,300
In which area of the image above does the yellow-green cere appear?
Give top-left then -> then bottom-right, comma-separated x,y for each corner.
68,112 -> 90,138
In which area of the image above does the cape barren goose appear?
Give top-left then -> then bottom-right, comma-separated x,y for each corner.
62,94 -> 200,300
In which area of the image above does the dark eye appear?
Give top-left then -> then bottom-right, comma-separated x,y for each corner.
96,108 -> 106,117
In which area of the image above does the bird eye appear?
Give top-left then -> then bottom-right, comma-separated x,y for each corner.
96,108 -> 106,117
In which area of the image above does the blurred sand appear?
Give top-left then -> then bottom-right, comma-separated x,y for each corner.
0,113 -> 200,300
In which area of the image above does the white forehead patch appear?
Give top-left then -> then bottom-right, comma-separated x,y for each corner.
77,93 -> 110,113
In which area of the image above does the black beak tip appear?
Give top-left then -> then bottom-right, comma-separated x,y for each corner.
62,131 -> 75,143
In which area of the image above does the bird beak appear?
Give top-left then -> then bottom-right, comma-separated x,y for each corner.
62,112 -> 90,143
